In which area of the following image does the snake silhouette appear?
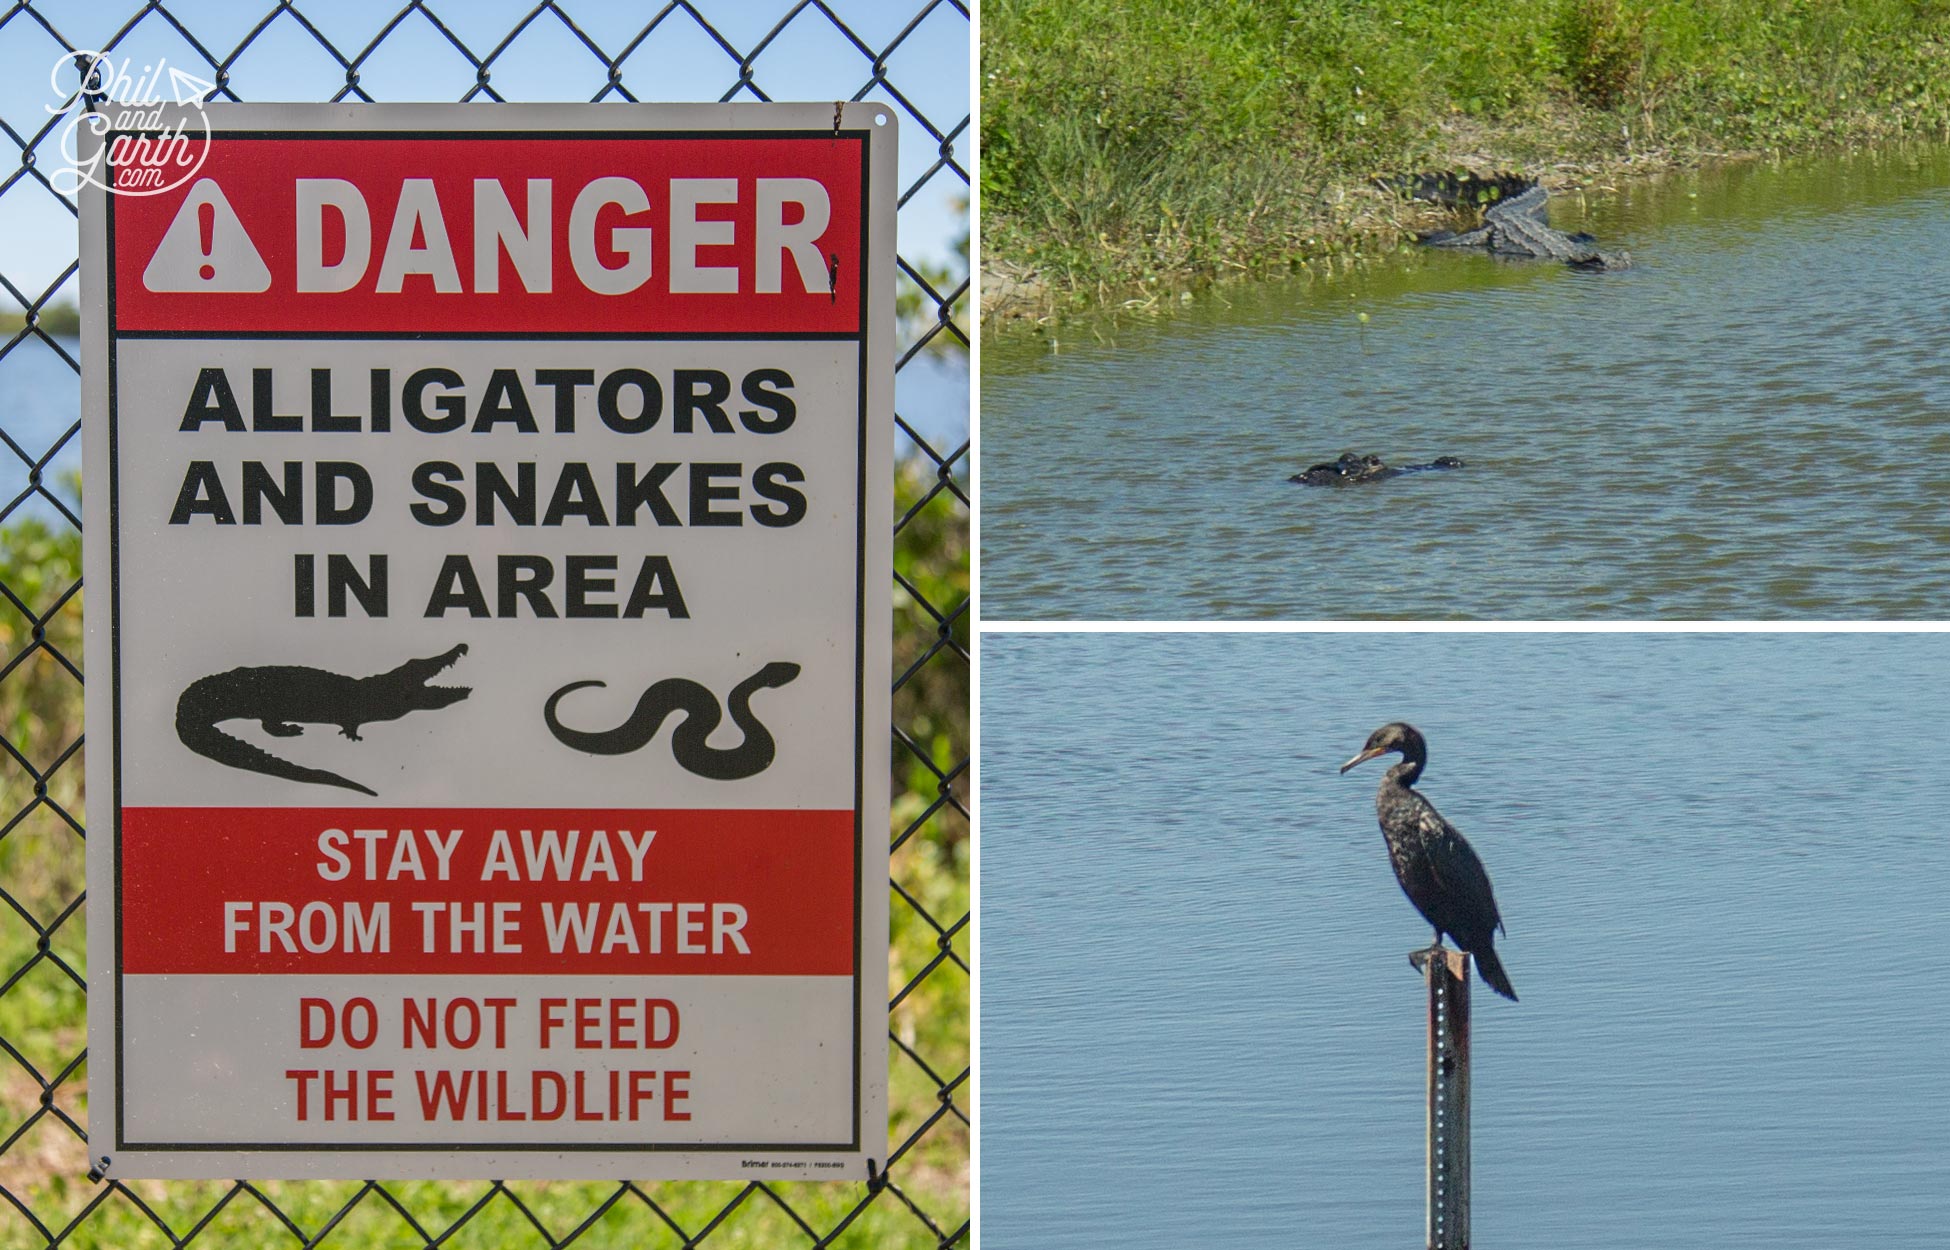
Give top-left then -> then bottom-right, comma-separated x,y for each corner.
543,661 -> 801,780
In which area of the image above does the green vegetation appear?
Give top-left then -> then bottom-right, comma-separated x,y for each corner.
984,0 -> 1950,306
0,480 -> 969,1245
0,303 -> 80,338
899,204 -> 973,355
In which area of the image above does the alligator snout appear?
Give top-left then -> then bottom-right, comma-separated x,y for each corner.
1290,453 -> 1466,486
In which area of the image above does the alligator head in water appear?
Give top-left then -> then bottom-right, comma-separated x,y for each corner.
1289,453 -> 1465,486
1290,452 -> 1381,486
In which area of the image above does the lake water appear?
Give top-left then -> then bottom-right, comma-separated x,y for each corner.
981,632 -> 1950,1248
981,147 -> 1950,619
0,334 -> 81,520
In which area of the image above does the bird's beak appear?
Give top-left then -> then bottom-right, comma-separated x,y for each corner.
1339,746 -> 1385,774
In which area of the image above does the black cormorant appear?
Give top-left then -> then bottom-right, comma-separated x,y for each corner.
1340,722 -> 1518,1001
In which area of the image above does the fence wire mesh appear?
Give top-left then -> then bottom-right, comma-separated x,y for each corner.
0,2 -> 968,1246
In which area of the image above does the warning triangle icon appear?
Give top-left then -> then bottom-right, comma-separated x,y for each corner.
142,178 -> 272,293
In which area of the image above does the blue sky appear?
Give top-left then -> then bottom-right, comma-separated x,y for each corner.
0,0 -> 969,311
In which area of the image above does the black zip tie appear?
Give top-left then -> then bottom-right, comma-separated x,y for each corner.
87,1155 -> 110,1183
866,1157 -> 886,1193
74,53 -> 107,113
826,106 -> 843,305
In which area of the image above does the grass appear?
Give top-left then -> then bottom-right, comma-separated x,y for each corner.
0,461 -> 969,1246
983,0 -> 1950,309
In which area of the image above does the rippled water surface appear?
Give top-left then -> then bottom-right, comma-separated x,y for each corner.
982,149 -> 1950,618
982,633 -> 1950,1248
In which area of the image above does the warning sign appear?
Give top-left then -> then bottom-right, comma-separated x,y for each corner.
140,177 -> 271,292
81,104 -> 894,1181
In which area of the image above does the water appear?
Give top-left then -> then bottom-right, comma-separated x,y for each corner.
981,148 -> 1950,619
0,334 -> 81,520
981,632 -> 1950,1248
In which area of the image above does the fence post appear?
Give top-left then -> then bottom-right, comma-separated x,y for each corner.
1408,945 -> 1470,1250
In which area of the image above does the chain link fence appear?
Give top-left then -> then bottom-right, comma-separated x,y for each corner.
0,2 -> 967,1245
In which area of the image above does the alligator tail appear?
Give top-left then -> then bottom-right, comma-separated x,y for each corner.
175,706 -> 377,797
1377,170 -> 1536,209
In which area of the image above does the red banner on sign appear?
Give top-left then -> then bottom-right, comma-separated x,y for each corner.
120,806 -> 856,976
110,135 -> 865,335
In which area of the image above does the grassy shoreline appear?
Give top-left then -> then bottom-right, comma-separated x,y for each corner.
0,304 -> 79,337
982,0 -> 1950,319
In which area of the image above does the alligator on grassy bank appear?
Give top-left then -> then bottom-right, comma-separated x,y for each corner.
1384,172 -> 1632,271
1289,452 -> 1465,486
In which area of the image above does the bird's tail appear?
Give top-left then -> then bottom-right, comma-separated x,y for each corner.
1473,947 -> 1519,1002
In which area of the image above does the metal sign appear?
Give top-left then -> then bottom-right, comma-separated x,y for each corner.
81,103 -> 893,1181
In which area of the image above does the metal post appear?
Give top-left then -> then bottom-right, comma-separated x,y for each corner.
1408,946 -> 1470,1250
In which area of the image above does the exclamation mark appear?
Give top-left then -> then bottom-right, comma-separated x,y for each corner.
197,201 -> 215,282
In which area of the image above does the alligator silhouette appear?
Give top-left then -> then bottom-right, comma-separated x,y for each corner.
1290,452 -> 1465,486
1382,171 -> 1632,271
175,644 -> 471,797
545,661 -> 801,781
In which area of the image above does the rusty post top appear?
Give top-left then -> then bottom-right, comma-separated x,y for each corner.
1408,945 -> 1470,979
